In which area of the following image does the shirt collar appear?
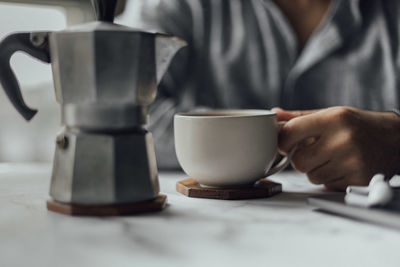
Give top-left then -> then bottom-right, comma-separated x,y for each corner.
285,0 -> 363,92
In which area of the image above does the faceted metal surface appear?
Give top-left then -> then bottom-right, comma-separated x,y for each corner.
46,24 -> 184,205
50,23 -> 157,106
0,10 -> 186,206
50,129 -> 160,205
48,22 -> 186,129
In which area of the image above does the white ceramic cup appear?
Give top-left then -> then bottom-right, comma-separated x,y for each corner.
174,109 -> 292,187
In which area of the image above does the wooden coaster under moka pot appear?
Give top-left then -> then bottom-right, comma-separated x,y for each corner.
176,179 -> 282,200
47,194 -> 167,216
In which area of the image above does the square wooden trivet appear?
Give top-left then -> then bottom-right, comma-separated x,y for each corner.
176,178 -> 282,200
47,194 -> 167,216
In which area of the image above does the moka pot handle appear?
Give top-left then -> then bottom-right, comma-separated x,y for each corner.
0,32 -> 51,121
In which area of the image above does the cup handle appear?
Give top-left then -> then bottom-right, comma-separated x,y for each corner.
264,147 -> 296,177
264,121 -> 296,177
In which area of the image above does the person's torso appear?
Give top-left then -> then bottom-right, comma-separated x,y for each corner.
143,0 -> 400,111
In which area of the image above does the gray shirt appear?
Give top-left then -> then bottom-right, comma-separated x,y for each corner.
141,0 -> 400,168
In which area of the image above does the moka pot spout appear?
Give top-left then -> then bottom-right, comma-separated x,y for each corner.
155,35 -> 187,85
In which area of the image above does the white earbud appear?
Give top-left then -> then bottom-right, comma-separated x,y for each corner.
346,174 -> 385,195
369,173 -> 386,187
345,174 -> 393,208
368,181 -> 393,206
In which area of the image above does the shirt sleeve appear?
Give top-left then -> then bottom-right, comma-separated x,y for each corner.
382,1 -> 400,109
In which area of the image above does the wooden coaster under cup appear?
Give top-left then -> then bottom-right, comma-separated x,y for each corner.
47,194 -> 167,216
176,178 -> 282,200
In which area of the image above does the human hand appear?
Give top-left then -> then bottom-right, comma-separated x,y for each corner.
273,106 -> 400,191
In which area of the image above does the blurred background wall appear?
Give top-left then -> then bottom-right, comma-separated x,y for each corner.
0,0 -> 151,162
0,2 -> 64,162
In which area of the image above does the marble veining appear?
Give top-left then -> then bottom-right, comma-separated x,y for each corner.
0,163 -> 399,267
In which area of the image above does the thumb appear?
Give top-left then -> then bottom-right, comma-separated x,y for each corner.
271,107 -> 320,121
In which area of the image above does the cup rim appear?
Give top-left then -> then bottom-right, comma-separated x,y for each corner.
175,109 -> 276,119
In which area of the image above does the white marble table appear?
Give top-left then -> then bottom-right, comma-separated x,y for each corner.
1,163 -> 399,267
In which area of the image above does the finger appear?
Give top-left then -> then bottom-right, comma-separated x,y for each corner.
290,137 -> 331,174
290,130 -> 349,173
306,160 -> 339,185
279,111 -> 327,153
307,154 -> 360,188
324,177 -> 349,191
272,107 -> 320,121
